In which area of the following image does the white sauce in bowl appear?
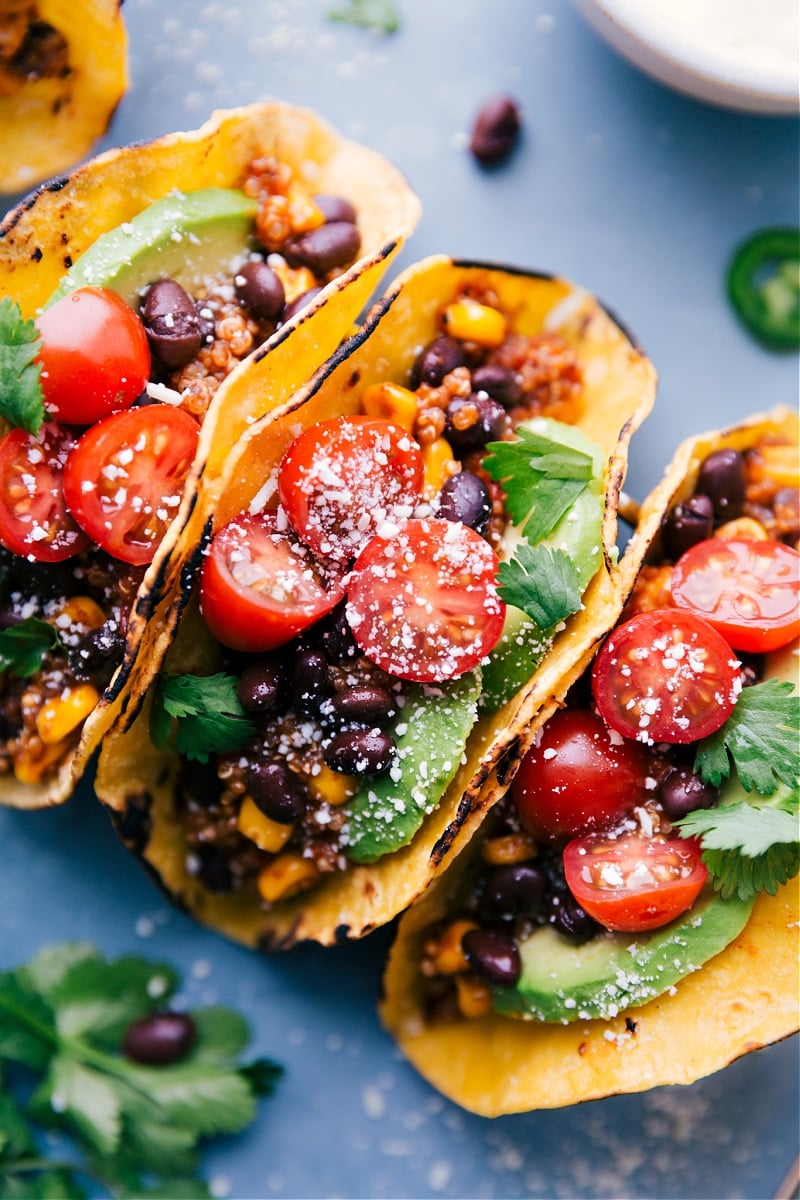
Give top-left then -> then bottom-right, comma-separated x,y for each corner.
640,0 -> 799,78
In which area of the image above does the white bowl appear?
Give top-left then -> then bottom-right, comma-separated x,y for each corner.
573,0 -> 800,115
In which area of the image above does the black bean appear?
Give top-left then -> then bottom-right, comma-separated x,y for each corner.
662,494 -> 714,560
236,659 -> 283,713
69,619 -> 125,682
123,1011 -> 196,1066
194,844 -> 233,892
659,766 -> 719,820
0,606 -> 22,629
180,758 -> 223,807
317,602 -> 359,663
471,363 -> 522,408
469,94 -> 522,165
327,685 -> 397,726
445,395 -> 509,453
314,193 -> 357,224
234,260 -> 285,320
281,286 -> 323,322
462,927 -> 521,985
291,647 -> 331,714
549,892 -> 600,944
412,336 -> 466,387
324,727 -> 396,776
696,449 -> 746,522
436,471 -> 492,534
142,278 -> 201,370
283,222 -> 361,275
479,863 -> 547,919
246,761 -> 308,824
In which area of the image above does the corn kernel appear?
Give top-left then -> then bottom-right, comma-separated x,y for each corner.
272,262 -> 317,303
746,442 -> 800,490
238,795 -> 293,853
55,595 -> 106,631
35,684 -> 100,745
257,853 -> 320,903
13,737 -> 70,784
442,299 -> 507,347
430,919 -> 479,975
360,381 -> 419,430
480,832 -> 538,866
455,973 -> 493,1019
307,763 -> 359,806
422,437 -> 458,499
714,517 -> 770,541
287,185 -> 326,234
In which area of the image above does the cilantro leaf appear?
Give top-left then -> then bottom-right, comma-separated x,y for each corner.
328,0 -> 400,33
695,678 -> 800,794
496,543 -> 582,630
483,427 -> 594,545
0,298 -> 46,435
150,673 -> 256,763
29,1055 -> 122,1158
0,972 -> 57,1070
676,801 -> 800,902
0,618 -> 63,679
47,955 -> 180,1046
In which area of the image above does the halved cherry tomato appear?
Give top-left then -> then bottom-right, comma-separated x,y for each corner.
563,830 -> 708,932
37,287 -> 150,425
200,511 -> 347,653
591,609 -> 741,745
278,415 -> 424,563
671,537 -> 800,654
511,709 -> 653,842
62,406 -> 199,566
345,517 -> 505,683
0,423 -> 89,562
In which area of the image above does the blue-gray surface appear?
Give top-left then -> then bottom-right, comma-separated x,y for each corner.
1,2 -> 798,1197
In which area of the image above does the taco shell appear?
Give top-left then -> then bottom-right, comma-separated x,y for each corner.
95,255 -> 657,950
0,101 -> 420,809
379,406 -> 800,1116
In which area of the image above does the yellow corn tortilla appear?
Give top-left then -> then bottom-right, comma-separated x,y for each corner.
379,406 -> 800,1117
95,255 -> 657,950
0,0 -> 128,194
0,101 -> 421,809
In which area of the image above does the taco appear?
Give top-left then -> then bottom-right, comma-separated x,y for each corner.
0,101 -> 420,809
0,0 -> 128,194
94,255 -> 657,950
379,406 -> 799,1117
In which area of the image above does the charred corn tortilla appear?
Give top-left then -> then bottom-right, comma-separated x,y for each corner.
379,406 -> 800,1117
0,101 -> 420,810
95,255 -> 657,950
0,0 -> 128,194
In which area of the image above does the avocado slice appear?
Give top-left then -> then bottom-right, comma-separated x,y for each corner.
47,188 -> 259,308
343,669 -> 482,864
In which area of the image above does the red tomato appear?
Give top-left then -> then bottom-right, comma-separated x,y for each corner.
591,609 -> 742,745
62,406 -> 199,566
0,423 -> 89,562
511,709 -> 653,841
563,830 -> 708,932
278,415 -> 424,563
671,537 -> 800,654
200,510 -> 347,653
345,517 -> 505,683
37,287 -> 150,425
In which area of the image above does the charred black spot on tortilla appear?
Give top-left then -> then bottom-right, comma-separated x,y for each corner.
63,255 -> 72,268
626,1017 -> 638,1034
348,369 -> 360,389
60,231 -> 68,244
495,737 -> 521,785
31,246 -> 42,261
110,791 -> 152,853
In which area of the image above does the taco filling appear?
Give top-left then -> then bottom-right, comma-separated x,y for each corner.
400,424 -> 799,1031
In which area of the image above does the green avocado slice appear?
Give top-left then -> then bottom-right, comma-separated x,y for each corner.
47,188 -> 259,308
343,669 -> 482,865
492,889 -> 754,1023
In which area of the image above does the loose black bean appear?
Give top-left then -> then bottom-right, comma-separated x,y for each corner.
462,927 -> 521,985
412,336 -> 466,387
479,862 -> 547,919
696,449 -> 746,522
142,278 -> 201,369
246,761 -> 308,824
324,727 -> 396,776
291,647 -> 331,714
283,222 -> 361,275
659,766 -> 719,820
470,94 -> 522,165
549,892 -> 599,944
662,494 -> 714,559
327,685 -> 397,726
194,844 -> 233,892
471,363 -> 522,408
234,260 -> 285,320
445,395 -> 509,453
237,659 -> 283,713
123,1011 -> 196,1066
436,471 -> 492,534
281,286 -> 323,322
314,193 -> 357,224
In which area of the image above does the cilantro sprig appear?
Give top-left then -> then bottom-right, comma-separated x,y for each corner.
328,0 -> 400,33
150,673 -> 256,763
0,297 -> 46,435
0,943 -> 282,1199
483,427 -> 595,545
0,617 -> 64,679
495,543 -> 582,630
694,678 -> 799,794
